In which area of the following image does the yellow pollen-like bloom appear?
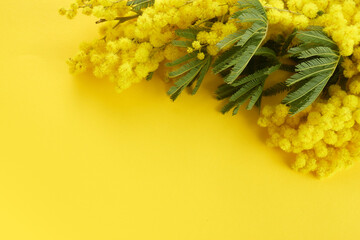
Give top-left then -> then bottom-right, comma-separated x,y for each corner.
197,52 -> 205,60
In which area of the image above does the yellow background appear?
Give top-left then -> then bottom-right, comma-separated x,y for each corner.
1,1 -> 360,239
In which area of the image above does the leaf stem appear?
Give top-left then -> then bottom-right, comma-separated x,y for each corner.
96,15 -> 138,24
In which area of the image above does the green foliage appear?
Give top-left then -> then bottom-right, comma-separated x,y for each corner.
163,1 -> 345,117
146,72 -> 154,81
213,0 -> 268,84
213,0 -> 275,114
216,64 -> 280,115
165,52 -> 197,67
168,59 -> 205,78
166,26 -> 213,100
96,15 -> 138,25
175,28 -> 201,40
214,26 -> 343,116
254,47 -> 277,60
280,29 -> 297,56
263,81 -> 291,96
167,55 -> 212,100
282,29 -> 342,115
171,40 -> 193,48
127,0 -> 155,13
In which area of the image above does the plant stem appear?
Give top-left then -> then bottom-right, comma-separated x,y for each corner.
96,15 -> 138,24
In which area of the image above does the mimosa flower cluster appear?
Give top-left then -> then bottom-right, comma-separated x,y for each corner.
314,0 -> 360,57
263,0 -> 360,78
254,0 -> 360,177
61,0 -> 360,177
258,76 -> 360,178
61,0 -> 360,89
60,0 -> 239,92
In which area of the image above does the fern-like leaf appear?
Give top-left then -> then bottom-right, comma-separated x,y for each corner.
229,78 -> 263,102
175,28 -> 201,40
263,81 -> 291,96
167,64 -> 204,100
254,47 -> 277,60
232,64 -> 280,87
285,83 -> 325,114
280,29 -> 297,55
296,30 -> 338,49
223,44 -> 259,84
283,74 -> 329,104
247,84 -> 263,110
165,52 -> 197,67
192,56 -> 212,95
216,64 -> 280,114
213,0 -> 268,84
288,44 -> 315,56
282,28 -> 342,115
167,55 -> 212,100
212,46 -> 243,74
217,31 -> 244,50
236,22 -> 266,47
168,59 -> 204,78
127,0 -> 154,13
146,72 -> 154,81
285,58 -> 336,85
171,40 -> 193,48
297,46 -> 338,59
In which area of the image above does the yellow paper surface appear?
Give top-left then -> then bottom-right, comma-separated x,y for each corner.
1,1 -> 360,239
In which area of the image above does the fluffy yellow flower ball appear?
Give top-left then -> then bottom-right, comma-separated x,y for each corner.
349,76 -> 360,95
192,41 -> 202,50
197,52 -> 205,60
259,82 -> 360,178
302,3 -> 319,18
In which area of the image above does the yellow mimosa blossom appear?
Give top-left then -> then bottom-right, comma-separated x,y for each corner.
259,77 -> 360,178
62,0 -> 360,178
197,52 -> 205,60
